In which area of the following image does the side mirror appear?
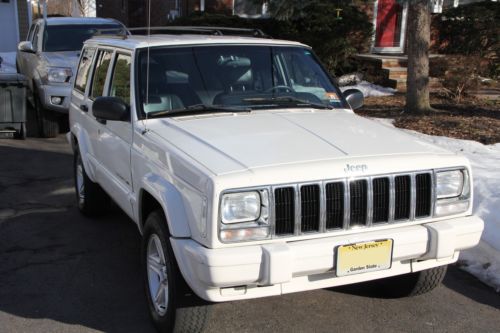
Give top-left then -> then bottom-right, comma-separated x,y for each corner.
18,41 -> 35,53
93,96 -> 129,121
343,89 -> 364,110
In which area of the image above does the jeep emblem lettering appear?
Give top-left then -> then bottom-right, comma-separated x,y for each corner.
344,164 -> 368,173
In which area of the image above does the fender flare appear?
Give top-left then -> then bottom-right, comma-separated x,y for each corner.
140,175 -> 191,238
71,124 -> 98,183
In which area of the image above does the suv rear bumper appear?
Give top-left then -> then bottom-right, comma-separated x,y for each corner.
170,215 -> 483,302
38,84 -> 71,114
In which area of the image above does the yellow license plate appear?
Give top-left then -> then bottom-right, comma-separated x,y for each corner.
336,239 -> 393,277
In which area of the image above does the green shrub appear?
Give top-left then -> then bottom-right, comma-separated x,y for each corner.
432,2 -> 499,78
288,3 -> 373,75
171,5 -> 372,76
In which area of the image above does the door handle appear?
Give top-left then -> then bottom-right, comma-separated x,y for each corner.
80,105 -> 88,112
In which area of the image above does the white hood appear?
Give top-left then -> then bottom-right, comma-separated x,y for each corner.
148,110 -> 451,176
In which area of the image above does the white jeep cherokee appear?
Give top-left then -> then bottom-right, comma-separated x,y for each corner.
68,29 -> 484,332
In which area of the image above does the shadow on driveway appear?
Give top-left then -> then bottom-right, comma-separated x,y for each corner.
0,142 -> 155,333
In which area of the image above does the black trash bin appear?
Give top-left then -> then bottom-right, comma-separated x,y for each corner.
0,73 -> 28,140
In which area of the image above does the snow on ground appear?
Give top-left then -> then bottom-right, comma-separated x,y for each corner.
373,118 -> 500,292
0,52 -> 17,74
340,80 -> 397,97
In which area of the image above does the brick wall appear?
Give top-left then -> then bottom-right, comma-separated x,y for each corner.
16,0 -> 30,40
97,0 -> 181,27
96,0 -> 130,25
205,0 -> 233,14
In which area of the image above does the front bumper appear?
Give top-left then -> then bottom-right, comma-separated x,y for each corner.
38,84 -> 71,114
171,215 -> 484,302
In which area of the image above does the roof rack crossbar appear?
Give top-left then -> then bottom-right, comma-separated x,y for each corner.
92,27 -> 131,39
128,26 -> 270,38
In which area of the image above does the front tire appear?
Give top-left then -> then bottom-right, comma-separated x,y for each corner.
142,210 -> 211,333
73,148 -> 110,216
381,265 -> 448,297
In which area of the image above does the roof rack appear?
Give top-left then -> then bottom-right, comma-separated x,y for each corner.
128,26 -> 270,38
92,27 -> 130,40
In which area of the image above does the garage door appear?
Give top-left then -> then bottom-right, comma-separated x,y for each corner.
0,0 -> 19,52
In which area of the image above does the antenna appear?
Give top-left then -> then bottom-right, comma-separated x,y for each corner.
142,0 -> 152,135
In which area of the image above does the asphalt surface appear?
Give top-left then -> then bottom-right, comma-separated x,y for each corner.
0,124 -> 499,332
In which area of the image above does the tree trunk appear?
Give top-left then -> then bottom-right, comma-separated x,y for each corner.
406,0 -> 432,114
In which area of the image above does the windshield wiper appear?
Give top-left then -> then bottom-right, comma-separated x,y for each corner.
242,96 -> 334,110
146,104 -> 251,118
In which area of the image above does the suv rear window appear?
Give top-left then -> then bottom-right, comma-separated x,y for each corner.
43,24 -> 122,52
91,50 -> 113,100
75,47 -> 96,94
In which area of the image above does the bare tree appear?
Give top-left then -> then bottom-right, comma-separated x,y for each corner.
47,0 -> 72,16
76,0 -> 96,17
406,0 -> 433,114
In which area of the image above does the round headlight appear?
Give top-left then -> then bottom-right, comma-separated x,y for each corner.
221,191 -> 261,224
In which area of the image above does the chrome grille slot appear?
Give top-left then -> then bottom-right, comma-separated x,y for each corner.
274,187 -> 295,235
372,177 -> 390,223
349,179 -> 368,227
326,182 -> 344,230
394,175 -> 411,220
300,185 -> 320,232
415,173 -> 432,218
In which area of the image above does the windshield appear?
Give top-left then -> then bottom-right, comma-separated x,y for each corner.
43,24 -> 123,52
137,45 -> 347,117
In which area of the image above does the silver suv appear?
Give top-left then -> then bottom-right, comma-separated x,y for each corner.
16,17 -> 124,137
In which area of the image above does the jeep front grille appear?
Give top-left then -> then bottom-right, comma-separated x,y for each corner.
273,172 -> 433,236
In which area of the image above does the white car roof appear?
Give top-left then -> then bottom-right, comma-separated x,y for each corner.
36,17 -> 122,26
84,34 -> 309,51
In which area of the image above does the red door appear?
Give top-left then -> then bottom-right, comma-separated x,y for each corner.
374,0 -> 404,48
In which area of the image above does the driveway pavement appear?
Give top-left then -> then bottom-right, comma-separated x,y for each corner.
0,134 -> 499,333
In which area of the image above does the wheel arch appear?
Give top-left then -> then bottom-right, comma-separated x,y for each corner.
138,179 -> 191,238
71,126 -> 97,183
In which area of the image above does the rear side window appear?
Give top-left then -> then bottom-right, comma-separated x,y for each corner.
75,47 -> 96,94
91,50 -> 113,100
32,25 -> 40,51
109,53 -> 131,105
27,24 -> 35,41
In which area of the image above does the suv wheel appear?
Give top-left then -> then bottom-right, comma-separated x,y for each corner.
34,94 -> 59,138
143,210 -> 211,333
74,147 -> 110,216
381,265 -> 448,297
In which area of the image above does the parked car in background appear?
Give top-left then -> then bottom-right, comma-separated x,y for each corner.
16,17 -> 125,137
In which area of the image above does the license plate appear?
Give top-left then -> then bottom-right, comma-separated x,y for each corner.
336,239 -> 393,277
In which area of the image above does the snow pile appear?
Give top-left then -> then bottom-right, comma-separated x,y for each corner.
373,118 -> 500,291
0,52 -> 17,74
340,80 -> 397,97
